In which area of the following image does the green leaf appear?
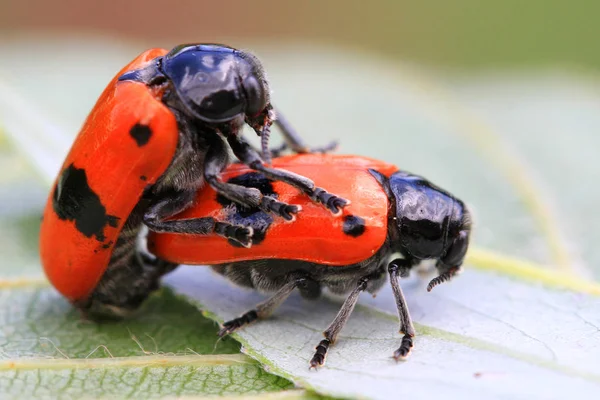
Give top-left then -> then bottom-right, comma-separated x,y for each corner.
0,355 -> 293,399
168,267 -> 600,398
0,286 -> 241,358
1,36 -> 600,399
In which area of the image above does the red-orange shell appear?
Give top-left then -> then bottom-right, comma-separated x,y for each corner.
149,154 -> 398,266
40,48 -> 179,301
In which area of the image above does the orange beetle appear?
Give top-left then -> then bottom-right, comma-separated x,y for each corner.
40,44 -> 347,318
148,153 -> 472,368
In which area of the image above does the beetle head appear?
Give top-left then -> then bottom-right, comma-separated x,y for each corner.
379,170 -> 472,271
120,44 -> 272,133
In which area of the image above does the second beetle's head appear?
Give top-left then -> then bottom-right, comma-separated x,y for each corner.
371,169 -> 472,279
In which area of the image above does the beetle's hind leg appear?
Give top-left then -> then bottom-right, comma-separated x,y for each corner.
218,275 -> 318,337
227,135 -> 349,215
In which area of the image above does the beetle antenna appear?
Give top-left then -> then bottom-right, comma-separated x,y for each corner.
427,267 -> 459,292
261,124 -> 273,166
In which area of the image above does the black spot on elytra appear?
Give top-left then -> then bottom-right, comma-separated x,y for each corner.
343,215 -> 366,237
129,123 -> 152,146
216,172 -> 276,246
140,175 -> 147,181
52,164 -> 120,242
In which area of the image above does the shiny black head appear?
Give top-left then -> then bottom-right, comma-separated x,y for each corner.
371,170 -> 471,273
120,44 -> 271,128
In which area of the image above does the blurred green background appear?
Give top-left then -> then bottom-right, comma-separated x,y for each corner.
1,0 -> 598,71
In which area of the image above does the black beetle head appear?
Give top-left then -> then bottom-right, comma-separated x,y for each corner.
161,44 -> 270,124
386,171 -> 471,269
119,44 -> 271,127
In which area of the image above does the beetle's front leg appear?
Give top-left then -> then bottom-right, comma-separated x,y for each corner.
246,107 -> 336,163
388,258 -> 418,360
204,135 -> 300,221
143,189 -> 253,247
260,141 -> 338,159
227,135 -> 349,215
272,108 -> 338,155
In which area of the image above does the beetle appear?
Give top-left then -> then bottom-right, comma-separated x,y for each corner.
39,44 -> 347,319
147,153 -> 472,367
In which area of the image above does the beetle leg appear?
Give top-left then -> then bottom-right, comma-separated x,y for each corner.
251,142 -> 288,159
258,141 -> 338,160
205,136 -> 300,221
218,276 -> 314,337
388,258 -> 417,361
273,108 -> 338,155
227,135 -> 349,215
144,190 -> 253,247
309,277 -> 369,369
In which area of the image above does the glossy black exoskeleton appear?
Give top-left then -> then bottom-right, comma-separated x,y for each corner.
381,170 -> 470,277
199,167 -> 472,368
86,44 -> 346,318
120,44 -> 272,131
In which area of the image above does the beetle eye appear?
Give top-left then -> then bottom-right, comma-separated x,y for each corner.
243,75 -> 268,116
198,89 -> 243,120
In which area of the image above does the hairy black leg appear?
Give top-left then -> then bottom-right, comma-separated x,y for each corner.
272,108 -> 310,153
143,190 -> 253,247
273,108 -> 338,155
205,136 -> 299,221
388,258 -> 417,361
306,141 -> 339,154
309,277 -> 369,369
218,276 -> 312,337
261,141 -> 338,160
228,135 -> 349,215
266,142 -> 288,159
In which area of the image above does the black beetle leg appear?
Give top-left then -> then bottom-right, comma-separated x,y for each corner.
227,135 -> 349,215
143,189 -> 253,247
205,135 -> 300,221
271,108 -> 310,153
388,258 -> 417,361
259,141 -> 338,160
273,108 -> 338,155
255,142 -> 288,159
218,275 -> 315,337
309,277 -> 371,369
306,140 -> 339,154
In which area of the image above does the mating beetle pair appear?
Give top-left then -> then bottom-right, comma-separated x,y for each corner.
40,44 -> 471,368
